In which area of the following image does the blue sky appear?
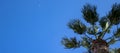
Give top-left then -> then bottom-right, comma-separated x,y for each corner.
0,0 -> 120,53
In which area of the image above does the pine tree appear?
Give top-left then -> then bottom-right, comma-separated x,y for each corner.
61,3 -> 120,53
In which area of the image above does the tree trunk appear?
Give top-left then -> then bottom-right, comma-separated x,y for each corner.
91,39 -> 109,53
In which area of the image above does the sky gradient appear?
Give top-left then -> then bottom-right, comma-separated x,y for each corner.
0,0 -> 120,53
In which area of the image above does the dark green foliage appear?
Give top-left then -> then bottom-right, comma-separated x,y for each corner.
82,4 -> 98,25
81,37 -> 91,48
61,3 -> 120,53
68,19 -> 86,34
61,37 -> 80,49
110,48 -> 120,53
108,3 -> 120,25
87,26 -> 98,35
99,17 -> 109,30
116,48 -> 120,53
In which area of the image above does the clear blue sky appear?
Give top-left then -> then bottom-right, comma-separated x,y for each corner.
0,0 -> 120,53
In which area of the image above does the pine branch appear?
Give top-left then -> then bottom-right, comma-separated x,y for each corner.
84,33 -> 93,41
105,35 -> 114,41
98,24 -> 112,39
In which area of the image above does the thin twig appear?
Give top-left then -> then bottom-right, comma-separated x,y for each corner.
84,33 -> 93,41
99,24 -> 112,39
105,35 -> 114,41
